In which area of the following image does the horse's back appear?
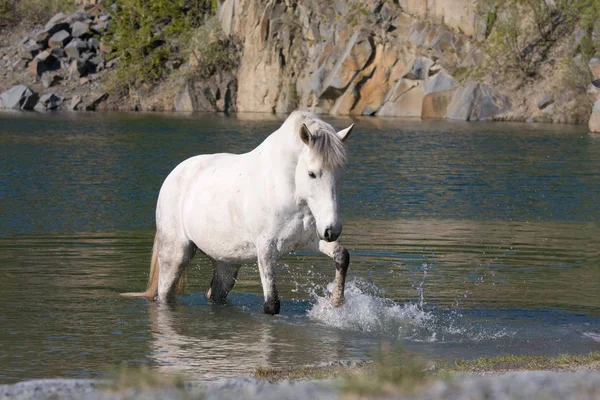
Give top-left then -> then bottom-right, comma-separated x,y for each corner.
156,152 -> 260,261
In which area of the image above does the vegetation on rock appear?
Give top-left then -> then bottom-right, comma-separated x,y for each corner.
106,0 -> 218,94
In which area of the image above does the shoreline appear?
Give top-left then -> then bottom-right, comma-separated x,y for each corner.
1,354 -> 599,399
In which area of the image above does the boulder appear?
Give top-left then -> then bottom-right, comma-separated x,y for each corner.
48,30 -> 71,48
404,57 -> 435,80
43,13 -> 70,36
445,82 -> 511,121
27,51 -> 61,78
45,13 -> 69,30
445,81 -> 479,120
423,70 -> 456,95
589,58 -> 600,81
36,93 -> 64,110
50,47 -> 66,59
537,93 -> 554,110
65,39 -> 88,58
19,41 -> 41,60
589,99 -> 600,133
70,11 -> 92,22
88,38 -> 100,51
70,95 -> 83,111
71,22 -> 90,38
0,85 -> 39,110
471,84 -> 511,120
85,92 -> 108,110
69,59 -> 96,78
91,21 -> 109,34
41,73 -> 63,89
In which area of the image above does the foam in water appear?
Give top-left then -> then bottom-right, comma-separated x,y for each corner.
307,278 -> 513,343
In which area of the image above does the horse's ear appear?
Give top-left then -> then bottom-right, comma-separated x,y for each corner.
337,124 -> 354,142
299,123 -> 312,146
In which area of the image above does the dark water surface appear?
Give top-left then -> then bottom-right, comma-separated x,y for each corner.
1,112 -> 599,383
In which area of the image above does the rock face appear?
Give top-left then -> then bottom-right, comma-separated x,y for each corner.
174,73 -> 237,113
220,0 -> 511,119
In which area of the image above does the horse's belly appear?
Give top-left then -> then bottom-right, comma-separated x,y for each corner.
189,229 -> 257,263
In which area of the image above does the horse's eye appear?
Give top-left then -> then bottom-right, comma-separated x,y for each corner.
308,172 -> 317,179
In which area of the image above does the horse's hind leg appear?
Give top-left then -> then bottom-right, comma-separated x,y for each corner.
205,261 -> 240,302
156,233 -> 196,303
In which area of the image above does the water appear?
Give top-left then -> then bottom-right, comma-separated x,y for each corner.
1,112 -> 599,383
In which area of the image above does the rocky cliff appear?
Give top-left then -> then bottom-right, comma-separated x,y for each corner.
1,0 -> 599,129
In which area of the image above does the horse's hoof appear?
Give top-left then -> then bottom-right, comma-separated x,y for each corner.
264,298 -> 281,315
205,288 -> 212,300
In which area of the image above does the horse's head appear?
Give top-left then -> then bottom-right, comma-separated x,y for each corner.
295,119 -> 354,242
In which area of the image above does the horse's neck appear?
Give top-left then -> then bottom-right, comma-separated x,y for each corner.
256,126 -> 303,171
253,127 -> 303,200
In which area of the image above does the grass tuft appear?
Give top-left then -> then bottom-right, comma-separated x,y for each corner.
104,365 -> 186,392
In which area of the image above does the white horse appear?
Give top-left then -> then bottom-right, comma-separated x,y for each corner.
122,111 -> 354,314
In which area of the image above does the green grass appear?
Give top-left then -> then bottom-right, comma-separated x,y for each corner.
451,352 -> 600,373
255,351 -> 600,395
103,365 -> 187,392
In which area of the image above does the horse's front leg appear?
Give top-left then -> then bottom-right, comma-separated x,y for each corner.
256,239 -> 280,315
318,240 -> 350,307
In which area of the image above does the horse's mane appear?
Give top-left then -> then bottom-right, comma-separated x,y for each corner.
284,111 -> 347,169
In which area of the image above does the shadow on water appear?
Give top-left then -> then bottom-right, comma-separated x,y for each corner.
1,112 -> 599,382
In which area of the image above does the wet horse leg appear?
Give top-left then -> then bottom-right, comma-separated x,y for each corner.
318,240 -> 350,307
205,261 -> 240,302
156,233 -> 196,303
256,240 -> 280,315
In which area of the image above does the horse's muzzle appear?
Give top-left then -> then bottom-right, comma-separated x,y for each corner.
323,227 -> 341,242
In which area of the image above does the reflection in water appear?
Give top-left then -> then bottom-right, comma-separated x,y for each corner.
1,113 -> 599,383
149,302 -> 275,380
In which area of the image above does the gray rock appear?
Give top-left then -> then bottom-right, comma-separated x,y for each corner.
69,59 -> 96,78
42,73 -> 63,89
42,14 -> 71,41
589,99 -> 600,132
65,39 -> 88,59
45,13 -> 68,30
97,14 -> 111,22
87,38 -> 100,50
27,51 -> 61,78
69,11 -> 92,23
71,21 -> 90,38
38,93 -> 64,110
445,81 -> 479,120
50,47 -> 66,59
19,41 -> 41,60
91,21 -> 109,34
87,55 -> 104,68
537,93 -> 554,110
70,95 -> 83,110
175,84 -> 194,112
0,85 -> 38,110
424,70 -> 456,95
86,92 -> 108,110
472,83 -> 511,120
404,57 -> 435,80
48,30 -> 71,48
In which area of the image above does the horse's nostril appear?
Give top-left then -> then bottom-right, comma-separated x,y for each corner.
324,228 -> 332,240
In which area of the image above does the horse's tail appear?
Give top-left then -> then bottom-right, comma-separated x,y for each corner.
121,234 -> 161,299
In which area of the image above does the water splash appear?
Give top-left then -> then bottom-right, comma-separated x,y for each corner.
307,278 -> 514,343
